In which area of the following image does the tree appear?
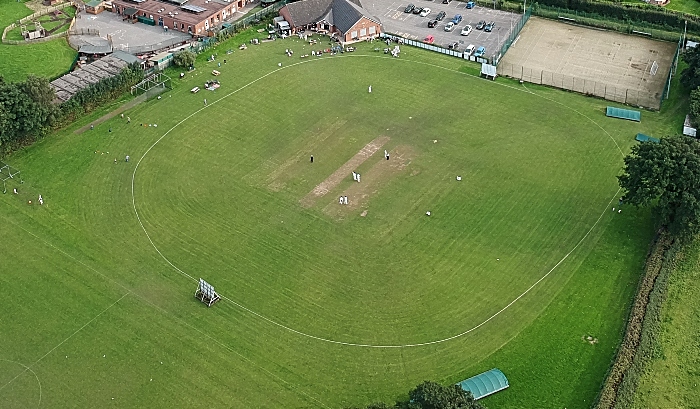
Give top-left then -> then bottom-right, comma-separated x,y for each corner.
681,45 -> 700,90
618,135 -> 700,238
173,50 -> 196,68
406,381 -> 484,409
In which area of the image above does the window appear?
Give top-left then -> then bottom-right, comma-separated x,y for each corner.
360,28 -> 366,36
351,30 -> 357,39
369,26 -> 376,34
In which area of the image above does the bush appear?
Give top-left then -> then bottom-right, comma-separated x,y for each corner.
689,88 -> 700,127
173,50 -> 196,68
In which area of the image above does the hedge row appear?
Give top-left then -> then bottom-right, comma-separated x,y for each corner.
612,238 -> 682,408
535,0 -> 700,34
594,231 -> 674,409
533,6 -> 690,42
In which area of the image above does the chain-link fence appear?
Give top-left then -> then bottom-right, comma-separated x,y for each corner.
661,36 -> 682,104
112,37 -> 191,55
532,4 -> 690,43
494,5 -> 530,65
498,62 -> 662,109
379,33 -> 492,64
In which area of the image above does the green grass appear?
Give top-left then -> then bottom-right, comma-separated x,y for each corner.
0,34 -> 683,408
665,0 -> 700,16
629,241 -> 700,408
0,0 -> 76,82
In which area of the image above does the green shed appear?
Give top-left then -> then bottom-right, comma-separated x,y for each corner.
457,368 -> 509,400
606,106 -> 641,122
635,133 -> 660,143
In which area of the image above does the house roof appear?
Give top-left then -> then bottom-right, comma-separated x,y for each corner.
149,52 -> 173,62
111,50 -> 144,65
331,0 -> 378,33
50,55 -> 130,102
85,0 -> 103,7
284,0 -> 333,27
283,0 -> 379,33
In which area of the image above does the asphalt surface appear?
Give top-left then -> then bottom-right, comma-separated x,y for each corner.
366,0 -> 520,56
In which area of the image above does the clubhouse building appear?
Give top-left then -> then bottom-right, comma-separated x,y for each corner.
279,0 -> 382,43
110,0 -> 245,36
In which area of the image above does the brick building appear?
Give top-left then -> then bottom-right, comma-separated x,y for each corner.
279,0 -> 381,44
110,0 -> 245,36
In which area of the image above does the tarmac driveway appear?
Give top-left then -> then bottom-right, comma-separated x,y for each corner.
365,0 -> 520,57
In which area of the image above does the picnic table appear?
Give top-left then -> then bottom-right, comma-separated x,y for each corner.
191,87 -> 200,93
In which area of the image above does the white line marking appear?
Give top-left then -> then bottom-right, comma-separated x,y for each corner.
130,55 -> 624,348
0,218 -> 329,408
0,292 -> 129,395
0,359 -> 41,408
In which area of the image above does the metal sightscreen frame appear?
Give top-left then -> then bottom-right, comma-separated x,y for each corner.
195,278 -> 221,307
0,162 -> 23,194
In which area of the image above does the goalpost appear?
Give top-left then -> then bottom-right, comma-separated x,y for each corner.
650,60 -> 659,76
130,72 -> 172,97
0,162 -> 23,194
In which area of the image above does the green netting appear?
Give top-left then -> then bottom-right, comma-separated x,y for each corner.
606,106 -> 641,122
636,133 -> 660,143
457,368 -> 509,400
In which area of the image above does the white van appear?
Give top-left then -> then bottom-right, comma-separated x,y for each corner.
465,44 -> 475,56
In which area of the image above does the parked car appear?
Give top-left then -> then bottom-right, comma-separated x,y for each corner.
412,6 -> 423,14
424,35 -> 435,44
428,19 -> 438,28
466,1 -> 475,8
436,11 -> 446,21
484,21 -> 495,32
404,4 -> 415,13
476,20 -> 486,29
474,46 -> 486,57
451,14 -> 462,24
465,44 -> 476,55
444,21 -> 455,32
448,41 -> 459,50
419,7 -> 431,16
442,0 -> 451,3
460,24 -> 472,36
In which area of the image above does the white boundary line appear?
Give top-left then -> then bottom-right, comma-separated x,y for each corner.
131,55 -> 625,348
0,292 -> 130,398
0,359 -> 42,408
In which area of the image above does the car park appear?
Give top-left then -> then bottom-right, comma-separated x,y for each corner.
466,1 -> 475,8
484,21 -> 495,32
460,25 -> 472,36
436,11 -> 446,21
428,20 -> 438,28
465,44 -> 476,55
419,7 -> 431,17
404,4 -> 415,13
444,21 -> 455,32
413,6 -> 423,14
451,14 -> 462,24
476,20 -> 486,30
474,46 -> 486,57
